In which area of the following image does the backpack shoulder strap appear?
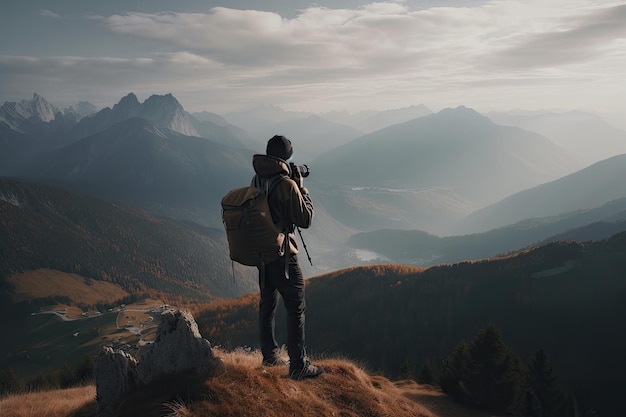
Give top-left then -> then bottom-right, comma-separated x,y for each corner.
253,173 -> 288,199
265,174 -> 288,199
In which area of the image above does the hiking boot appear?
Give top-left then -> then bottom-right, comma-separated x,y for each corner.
289,362 -> 324,380
262,356 -> 288,367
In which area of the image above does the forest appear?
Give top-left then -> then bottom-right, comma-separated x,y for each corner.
196,233 -> 626,416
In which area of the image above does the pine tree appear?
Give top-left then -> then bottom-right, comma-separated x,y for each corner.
464,323 -> 524,413
440,324 -> 524,414
525,349 -> 579,417
439,341 -> 472,403
399,360 -> 415,380
417,359 -> 436,384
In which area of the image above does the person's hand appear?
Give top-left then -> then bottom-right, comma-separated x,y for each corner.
291,163 -> 304,189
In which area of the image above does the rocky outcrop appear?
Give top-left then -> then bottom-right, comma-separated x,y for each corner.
137,309 -> 223,384
94,348 -> 139,417
95,309 -> 223,417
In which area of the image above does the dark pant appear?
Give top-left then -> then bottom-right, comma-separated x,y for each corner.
259,255 -> 306,369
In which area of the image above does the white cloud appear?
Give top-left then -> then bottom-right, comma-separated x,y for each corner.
40,9 -> 61,18
2,1 -> 625,116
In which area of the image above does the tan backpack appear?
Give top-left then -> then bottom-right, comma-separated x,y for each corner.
221,175 -> 287,267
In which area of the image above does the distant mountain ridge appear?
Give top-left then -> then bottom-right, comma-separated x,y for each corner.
0,93 -> 98,132
16,117 -> 255,226
5,91 -> 626,263
71,92 -> 200,140
323,104 -> 433,133
488,110 -> 626,167
309,106 -> 580,233
457,153 -> 626,234
347,197 -> 626,266
254,114 -> 364,160
0,93 -> 59,129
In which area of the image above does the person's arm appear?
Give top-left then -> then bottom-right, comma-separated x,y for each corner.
287,167 -> 313,228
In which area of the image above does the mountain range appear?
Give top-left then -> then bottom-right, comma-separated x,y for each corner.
488,110 -> 626,168
4,91 -> 626,416
15,117 -> 254,226
309,106 -> 581,233
4,91 -> 626,256
456,153 -> 626,234
347,197 -> 626,266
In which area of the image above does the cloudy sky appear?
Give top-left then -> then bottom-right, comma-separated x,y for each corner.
1,0 -> 625,120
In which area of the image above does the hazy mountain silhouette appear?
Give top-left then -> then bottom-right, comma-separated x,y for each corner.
457,153 -> 626,234
320,104 -> 433,133
346,197 -> 626,266
188,110 -> 260,150
256,114 -> 364,160
221,104 -> 433,150
488,110 -> 626,167
223,105 -> 314,138
16,117 -> 254,227
310,106 -> 579,234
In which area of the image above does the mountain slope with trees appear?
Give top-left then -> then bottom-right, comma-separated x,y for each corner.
0,178 -> 255,304
196,233 -> 626,416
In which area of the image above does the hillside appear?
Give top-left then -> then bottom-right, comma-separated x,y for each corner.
0,177 -> 256,303
196,234 -> 626,416
346,197 -> 626,266
458,153 -> 626,234
0,350 -> 496,417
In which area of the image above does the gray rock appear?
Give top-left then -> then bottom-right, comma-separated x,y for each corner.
94,309 -> 223,416
95,347 -> 139,417
137,309 -> 223,384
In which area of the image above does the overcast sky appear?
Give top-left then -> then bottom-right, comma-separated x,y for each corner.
1,0 -> 625,120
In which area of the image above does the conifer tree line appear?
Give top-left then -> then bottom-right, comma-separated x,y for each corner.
413,323 -> 584,417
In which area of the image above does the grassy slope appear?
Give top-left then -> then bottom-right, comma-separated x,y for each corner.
0,350 -> 498,417
8,269 -> 129,305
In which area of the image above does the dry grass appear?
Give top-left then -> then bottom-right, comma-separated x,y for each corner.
8,269 -> 129,305
0,385 -> 96,417
170,349 -> 439,417
0,350 -> 497,417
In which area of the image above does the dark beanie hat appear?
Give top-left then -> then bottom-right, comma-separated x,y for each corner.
266,135 -> 293,161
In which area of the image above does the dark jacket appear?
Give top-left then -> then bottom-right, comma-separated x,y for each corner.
252,154 -> 314,253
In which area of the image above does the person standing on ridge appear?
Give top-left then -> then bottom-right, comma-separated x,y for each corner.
251,135 -> 323,380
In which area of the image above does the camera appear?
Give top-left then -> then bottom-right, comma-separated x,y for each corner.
289,162 -> 310,178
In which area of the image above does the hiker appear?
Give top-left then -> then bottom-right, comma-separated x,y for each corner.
251,135 -> 323,380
